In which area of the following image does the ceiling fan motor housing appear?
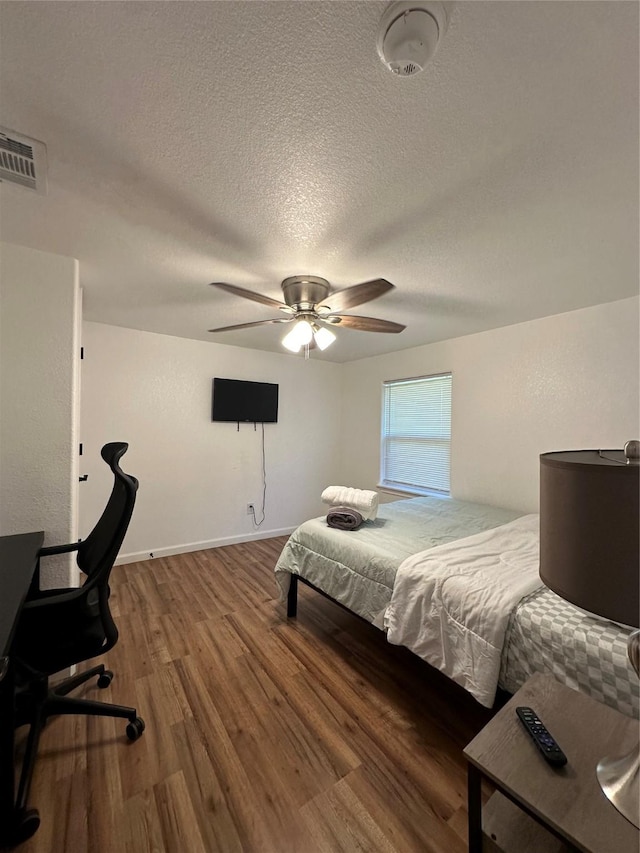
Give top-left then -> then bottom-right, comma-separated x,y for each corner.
377,2 -> 449,77
281,275 -> 331,310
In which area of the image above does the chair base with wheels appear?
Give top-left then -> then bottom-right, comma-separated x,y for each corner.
14,664 -> 145,843
14,661 -> 146,834
20,662 -> 145,738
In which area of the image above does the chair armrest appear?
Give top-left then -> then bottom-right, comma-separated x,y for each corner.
38,541 -> 81,557
28,541 -> 81,597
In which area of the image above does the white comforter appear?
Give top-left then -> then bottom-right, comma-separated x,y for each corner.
384,514 -> 542,707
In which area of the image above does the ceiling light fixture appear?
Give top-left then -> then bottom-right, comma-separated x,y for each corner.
281,319 -> 337,354
312,325 -> 336,351
282,319 -> 314,353
208,277 -> 405,353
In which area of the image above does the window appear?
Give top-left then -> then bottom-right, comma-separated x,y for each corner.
380,372 -> 452,495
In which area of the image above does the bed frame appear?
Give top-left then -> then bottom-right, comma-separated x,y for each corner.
286,572 -> 512,708
286,573 -> 366,620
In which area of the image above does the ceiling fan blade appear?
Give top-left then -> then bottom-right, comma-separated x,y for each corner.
322,314 -> 406,333
208,318 -> 293,333
319,279 -> 394,313
210,282 -> 288,310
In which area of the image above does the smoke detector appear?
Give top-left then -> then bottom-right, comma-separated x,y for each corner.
0,126 -> 48,194
377,2 -> 449,77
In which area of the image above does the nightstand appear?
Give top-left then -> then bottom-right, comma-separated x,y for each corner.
463,672 -> 639,853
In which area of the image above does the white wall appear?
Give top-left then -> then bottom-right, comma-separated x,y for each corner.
80,322 -> 343,562
0,242 -> 81,586
80,297 -> 639,558
341,297 -> 639,513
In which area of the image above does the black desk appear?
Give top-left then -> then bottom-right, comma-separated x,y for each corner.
0,531 -> 44,849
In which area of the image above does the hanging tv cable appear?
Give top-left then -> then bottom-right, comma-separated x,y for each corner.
250,422 -> 267,527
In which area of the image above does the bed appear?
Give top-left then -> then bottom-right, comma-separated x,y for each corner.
275,495 -> 639,719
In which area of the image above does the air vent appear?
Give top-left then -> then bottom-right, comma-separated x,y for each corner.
0,126 -> 47,194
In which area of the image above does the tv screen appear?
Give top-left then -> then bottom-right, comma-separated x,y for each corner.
212,378 -> 279,424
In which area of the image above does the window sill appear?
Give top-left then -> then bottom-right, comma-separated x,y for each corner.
377,484 -> 450,499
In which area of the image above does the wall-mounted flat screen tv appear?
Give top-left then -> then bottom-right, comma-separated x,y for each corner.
212,378 -> 279,424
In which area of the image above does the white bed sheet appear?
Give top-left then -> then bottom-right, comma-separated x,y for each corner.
384,514 -> 542,707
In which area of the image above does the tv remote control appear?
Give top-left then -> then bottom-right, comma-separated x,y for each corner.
516,707 -> 567,766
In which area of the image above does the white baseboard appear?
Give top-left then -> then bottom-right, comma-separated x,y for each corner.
115,526 -> 296,565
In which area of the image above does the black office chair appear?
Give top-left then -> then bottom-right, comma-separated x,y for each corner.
12,442 -> 144,836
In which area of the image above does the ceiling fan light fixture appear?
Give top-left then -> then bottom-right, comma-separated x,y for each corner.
313,325 -> 336,351
209,276 -> 402,350
282,319 -> 313,352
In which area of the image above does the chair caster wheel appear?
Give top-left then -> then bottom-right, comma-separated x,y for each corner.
97,670 -> 114,688
126,716 -> 145,741
13,807 -> 40,843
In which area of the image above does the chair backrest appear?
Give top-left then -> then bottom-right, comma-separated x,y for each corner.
14,443 -> 139,675
76,442 -> 138,654
77,442 -> 139,581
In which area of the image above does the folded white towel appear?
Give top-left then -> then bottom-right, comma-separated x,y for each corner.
321,486 -> 379,520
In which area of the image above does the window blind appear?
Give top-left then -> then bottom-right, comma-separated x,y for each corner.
381,373 -> 452,494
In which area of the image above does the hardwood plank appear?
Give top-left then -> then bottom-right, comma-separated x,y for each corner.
57,770 -> 90,853
172,654 -> 310,852
154,771 -> 208,853
300,776 -> 396,853
344,764 -> 467,853
274,613 -> 468,818
85,714 -> 125,851
194,613 -> 251,666
119,664 -> 184,800
15,535 -> 489,852
275,669 -> 362,778
170,717 -> 245,853
39,710 -> 88,782
122,787 -> 166,853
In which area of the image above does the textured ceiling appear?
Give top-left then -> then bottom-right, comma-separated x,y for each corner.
0,1 -> 638,363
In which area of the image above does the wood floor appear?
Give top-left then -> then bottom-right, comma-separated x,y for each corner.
15,536 -> 494,853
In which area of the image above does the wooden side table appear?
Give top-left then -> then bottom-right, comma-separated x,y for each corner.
464,672 -> 639,853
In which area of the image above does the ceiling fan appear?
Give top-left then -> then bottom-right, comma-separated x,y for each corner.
208,275 -> 405,353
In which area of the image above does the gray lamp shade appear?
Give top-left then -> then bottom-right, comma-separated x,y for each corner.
539,450 -> 639,629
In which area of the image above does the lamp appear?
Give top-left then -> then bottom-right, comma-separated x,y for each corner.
282,320 -> 313,352
281,320 -> 336,353
539,443 -> 640,828
312,325 -> 336,351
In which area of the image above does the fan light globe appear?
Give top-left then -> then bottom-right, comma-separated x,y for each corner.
313,326 -> 336,351
282,320 -> 313,352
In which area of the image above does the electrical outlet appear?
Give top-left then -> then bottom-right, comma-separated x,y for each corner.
247,503 -> 255,515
